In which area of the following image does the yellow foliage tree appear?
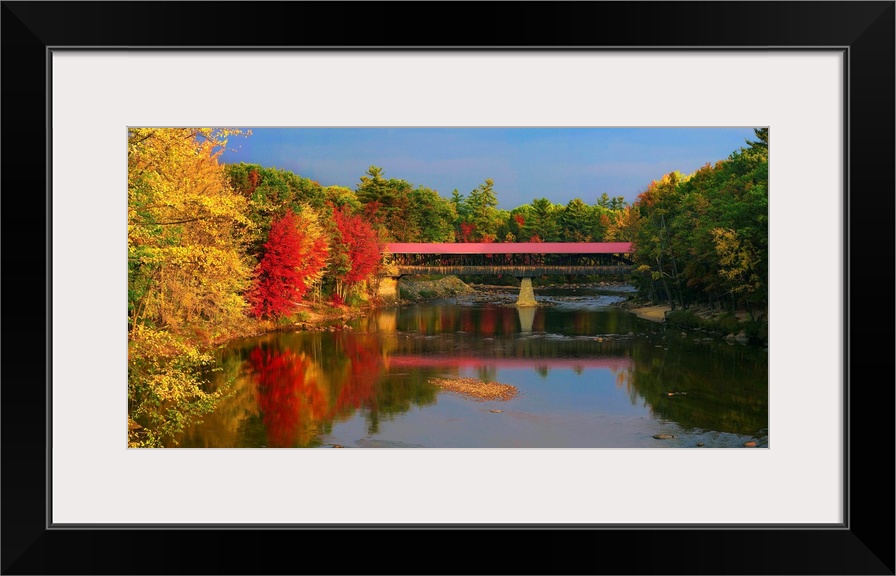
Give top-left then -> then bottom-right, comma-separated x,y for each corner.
711,227 -> 761,298
128,128 -> 252,446
604,205 -> 642,242
128,128 -> 253,340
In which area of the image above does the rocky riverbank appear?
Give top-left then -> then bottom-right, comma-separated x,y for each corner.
623,303 -> 671,323
614,298 -> 767,345
615,299 -> 755,324
396,275 -> 476,302
234,276 -> 764,346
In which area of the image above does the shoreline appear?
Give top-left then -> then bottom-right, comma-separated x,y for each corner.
216,277 -> 761,346
623,304 -> 671,323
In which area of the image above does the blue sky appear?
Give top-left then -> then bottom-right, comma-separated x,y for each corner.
219,127 -> 759,210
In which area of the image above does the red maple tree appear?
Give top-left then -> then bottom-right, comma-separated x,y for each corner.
332,204 -> 382,286
247,209 -> 328,319
458,222 -> 476,243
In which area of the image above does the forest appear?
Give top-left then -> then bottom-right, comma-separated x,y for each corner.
127,127 -> 768,446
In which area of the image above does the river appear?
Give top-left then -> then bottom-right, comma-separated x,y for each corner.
170,284 -> 769,448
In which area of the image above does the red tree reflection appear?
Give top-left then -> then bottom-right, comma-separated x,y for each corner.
249,346 -> 327,448
460,309 -> 476,333
478,307 -> 496,336
333,333 -> 382,415
501,308 -> 516,334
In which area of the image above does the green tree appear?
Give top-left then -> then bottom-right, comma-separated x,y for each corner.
506,205 -> 531,242
356,165 -> 390,205
628,128 -> 768,316
226,163 -> 330,257
449,189 -> 469,242
597,192 -> 627,210
523,197 -> 561,242
356,166 -> 401,238
746,127 -> 768,152
466,178 -> 501,241
325,185 -> 362,213
356,166 -> 441,242
632,172 -> 688,309
560,198 -> 596,241
410,186 -> 457,242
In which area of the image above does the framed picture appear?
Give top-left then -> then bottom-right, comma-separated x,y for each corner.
5,1 -> 892,574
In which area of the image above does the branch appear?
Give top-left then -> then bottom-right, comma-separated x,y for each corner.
155,215 -> 230,226
128,130 -> 157,145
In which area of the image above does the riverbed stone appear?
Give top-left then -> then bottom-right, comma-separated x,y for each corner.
653,433 -> 675,439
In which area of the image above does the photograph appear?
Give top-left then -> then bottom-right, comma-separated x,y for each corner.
127,127 -> 770,450
3,0 -> 892,574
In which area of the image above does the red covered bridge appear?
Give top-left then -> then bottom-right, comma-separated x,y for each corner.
381,242 -> 634,305
383,242 -> 634,277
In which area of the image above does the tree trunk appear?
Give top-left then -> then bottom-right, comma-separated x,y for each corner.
655,257 -> 674,310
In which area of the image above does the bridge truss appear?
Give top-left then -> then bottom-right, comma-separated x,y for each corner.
383,242 -> 634,277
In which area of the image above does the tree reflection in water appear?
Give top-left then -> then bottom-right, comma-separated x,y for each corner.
249,346 -> 326,448
171,292 -> 767,447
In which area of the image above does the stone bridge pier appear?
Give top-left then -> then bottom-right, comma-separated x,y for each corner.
516,277 -> 538,307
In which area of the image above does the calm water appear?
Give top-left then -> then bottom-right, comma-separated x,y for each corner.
171,286 -> 769,448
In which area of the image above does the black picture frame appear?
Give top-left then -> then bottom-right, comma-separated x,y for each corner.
3,2 -> 893,574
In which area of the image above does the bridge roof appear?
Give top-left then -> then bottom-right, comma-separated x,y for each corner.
385,242 -> 633,254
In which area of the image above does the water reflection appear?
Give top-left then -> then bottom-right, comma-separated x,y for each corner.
172,290 -> 768,448
518,306 -> 535,333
